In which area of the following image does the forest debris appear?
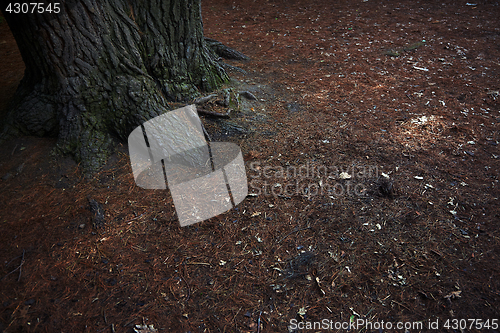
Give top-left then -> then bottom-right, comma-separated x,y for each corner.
350,307 -> 361,317
444,290 -> 462,300
314,276 -> 326,295
286,251 -> 316,278
240,91 -> 257,100
88,197 -> 105,228
278,227 -> 312,244
339,172 -> 351,179
486,90 -> 499,98
134,324 -> 157,333
1,249 -> 25,282
194,94 -> 217,105
378,177 -> 395,198
384,41 -> 426,56
197,108 -> 231,118
411,115 -> 431,125
239,90 -> 257,101
223,89 -> 231,107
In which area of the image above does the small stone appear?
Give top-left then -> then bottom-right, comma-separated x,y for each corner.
16,163 -> 25,174
24,299 -> 35,306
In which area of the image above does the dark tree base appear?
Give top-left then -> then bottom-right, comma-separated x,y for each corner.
0,0 -> 248,176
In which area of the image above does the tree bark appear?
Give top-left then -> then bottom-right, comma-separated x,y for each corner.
0,0 -> 229,173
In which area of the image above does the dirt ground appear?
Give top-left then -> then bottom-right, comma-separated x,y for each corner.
1,0 -> 500,332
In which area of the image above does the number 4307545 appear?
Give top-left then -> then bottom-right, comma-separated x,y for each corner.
5,3 -> 61,14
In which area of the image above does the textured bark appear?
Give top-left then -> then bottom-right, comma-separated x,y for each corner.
0,0 -> 229,174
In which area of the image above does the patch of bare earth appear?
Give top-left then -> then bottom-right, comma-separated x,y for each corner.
1,1 -> 499,332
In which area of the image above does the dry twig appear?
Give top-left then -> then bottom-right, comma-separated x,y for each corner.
1,250 -> 25,282
277,227 -> 311,244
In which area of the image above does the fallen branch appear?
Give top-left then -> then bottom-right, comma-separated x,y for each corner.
194,94 -> 217,105
1,249 -> 25,282
257,311 -> 262,333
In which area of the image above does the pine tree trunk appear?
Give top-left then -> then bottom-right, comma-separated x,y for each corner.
0,0 -> 229,173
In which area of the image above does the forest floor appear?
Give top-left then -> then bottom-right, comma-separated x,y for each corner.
1,0 -> 500,332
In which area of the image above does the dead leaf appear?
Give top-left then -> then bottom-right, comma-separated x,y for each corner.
134,324 -> 158,333
444,290 -> 461,299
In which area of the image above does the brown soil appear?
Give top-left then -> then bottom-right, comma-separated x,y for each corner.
1,1 -> 499,332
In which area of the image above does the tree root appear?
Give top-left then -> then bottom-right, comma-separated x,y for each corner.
205,37 -> 250,60
197,108 -> 232,118
219,62 -> 247,74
